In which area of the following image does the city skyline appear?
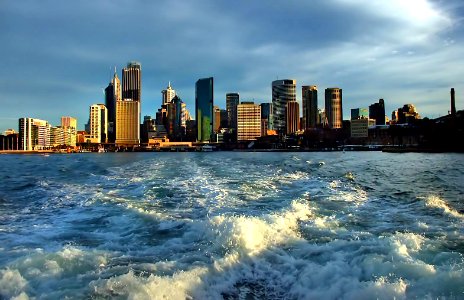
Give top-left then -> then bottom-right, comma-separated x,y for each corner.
1,1 -> 464,132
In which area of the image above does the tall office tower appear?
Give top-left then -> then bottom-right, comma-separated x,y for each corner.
19,118 -> 51,150
286,100 -> 300,135
451,88 -> 456,116
351,108 -> 368,120
369,98 -> 386,125
213,106 -> 221,133
237,102 -> 261,141
115,99 -> 140,145
220,109 -> 228,129
122,61 -> 142,102
61,116 -> 77,146
105,68 -> 122,142
325,88 -> 343,129
195,77 -> 214,142
302,85 -> 318,130
226,93 -> 239,130
51,126 -> 64,147
89,104 -> 108,143
272,79 -> 296,135
166,95 -> 186,139
162,82 -> 176,106
260,103 -> 273,131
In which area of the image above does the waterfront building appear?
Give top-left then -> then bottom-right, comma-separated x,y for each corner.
51,126 -> 65,147
122,61 -> 141,102
61,116 -> 77,146
286,101 -> 300,135
369,99 -> 386,125
19,118 -> 51,150
351,108 -> 368,120
162,82 -> 176,106
0,132 -> 19,150
226,93 -> 240,130
272,79 -> 296,135
351,118 -> 376,138
237,102 -> 261,141
325,88 -> 343,129
397,104 -> 421,124
115,99 -> 140,146
89,104 -> 108,144
105,68 -> 121,143
213,106 -> 221,133
302,85 -> 318,130
195,77 -> 214,142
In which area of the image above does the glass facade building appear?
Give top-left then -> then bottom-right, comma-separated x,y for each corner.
195,77 -> 214,142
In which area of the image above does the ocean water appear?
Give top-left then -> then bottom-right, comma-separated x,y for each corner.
0,151 -> 463,299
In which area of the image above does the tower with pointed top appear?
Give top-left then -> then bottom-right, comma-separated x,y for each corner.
162,82 -> 176,106
105,68 -> 122,142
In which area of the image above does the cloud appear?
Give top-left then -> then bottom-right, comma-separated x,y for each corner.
0,0 -> 463,131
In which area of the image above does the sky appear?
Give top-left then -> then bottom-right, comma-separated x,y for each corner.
1,0 -> 464,132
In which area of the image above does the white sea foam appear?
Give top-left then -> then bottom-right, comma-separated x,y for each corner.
424,195 -> 463,219
0,269 -> 28,299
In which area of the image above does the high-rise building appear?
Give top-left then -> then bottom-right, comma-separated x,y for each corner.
325,88 -> 343,129
302,85 -> 318,130
213,106 -> 221,133
89,104 -> 108,143
286,101 -> 300,135
397,104 -> 420,124
105,68 -> 121,142
220,109 -> 228,129
351,108 -> 368,120
61,116 -> 77,146
260,103 -> 273,131
272,79 -> 296,135
19,118 -> 51,150
195,77 -> 214,142
237,102 -> 261,141
162,82 -> 176,106
369,99 -> 386,126
451,88 -> 456,116
115,99 -> 140,145
122,61 -> 141,102
167,95 -> 186,140
226,93 -> 239,130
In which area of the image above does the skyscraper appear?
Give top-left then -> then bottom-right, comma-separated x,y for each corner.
226,93 -> 239,130
260,103 -> 273,135
302,85 -> 318,130
61,116 -> 77,146
122,61 -> 141,102
369,99 -> 386,126
115,100 -> 140,145
286,101 -> 300,135
237,102 -> 261,141
89,104 -> 108,143
105,68 -> 121,142
325,88 -> 343,129
195,77 -> 214,142
272,79 -> 296,135
162,82 -> 176,106
213,106 -> 221,133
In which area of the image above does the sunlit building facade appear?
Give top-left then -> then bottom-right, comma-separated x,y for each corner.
61,116 -> 77,146
237,102 -> 261,141
325,88 -> 343,129
19,118 -> 51,150
115,99 -> 140,145
286,100 -> 300,135
89,104 -> 108,144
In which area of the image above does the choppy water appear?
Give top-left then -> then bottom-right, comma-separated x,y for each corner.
0,152 -> 463,299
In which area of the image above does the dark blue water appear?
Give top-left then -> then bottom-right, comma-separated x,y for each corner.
0,152 -> 463,299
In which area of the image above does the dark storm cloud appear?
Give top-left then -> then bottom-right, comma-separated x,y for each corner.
1,0 -> 463,131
